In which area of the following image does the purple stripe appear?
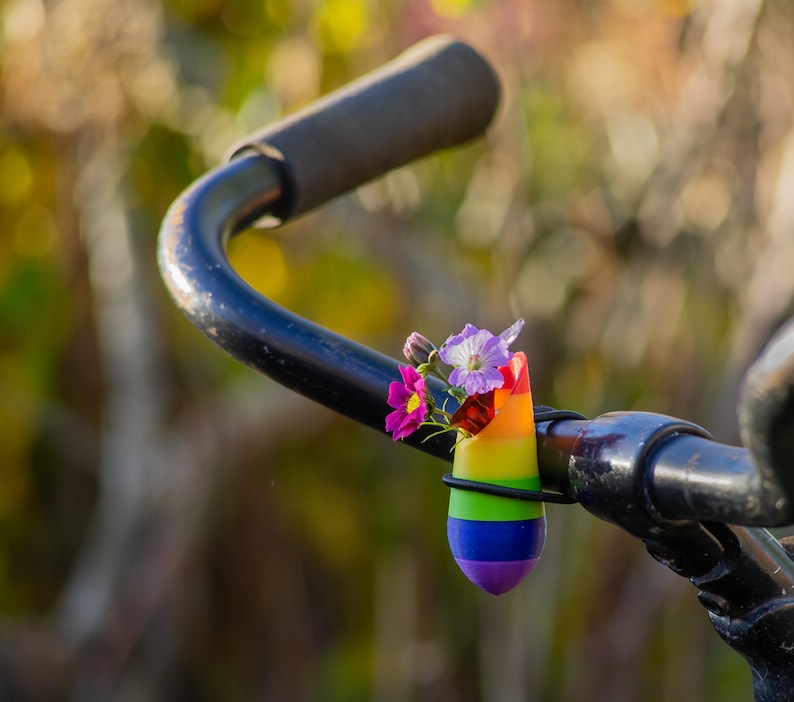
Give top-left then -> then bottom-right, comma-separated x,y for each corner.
453,557 -> 540,595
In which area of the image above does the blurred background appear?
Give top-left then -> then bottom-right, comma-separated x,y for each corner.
1,0 -> 793,699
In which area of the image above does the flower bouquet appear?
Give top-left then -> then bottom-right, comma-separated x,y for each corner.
386,320 -> 545,595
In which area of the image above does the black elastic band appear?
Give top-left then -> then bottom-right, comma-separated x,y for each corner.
533,406 -> 588,423
441,405 -> 585,505
442,473 -> 577,504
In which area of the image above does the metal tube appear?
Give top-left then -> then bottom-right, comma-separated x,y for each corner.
537,412 -> 793,526
650,434 -> 790,526
157,153 -> 456,457
158,158 -> 794,526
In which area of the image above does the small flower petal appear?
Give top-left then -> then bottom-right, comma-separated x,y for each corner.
385,366 -> 431,440
387,380 -> 411,410
449,365 -> 505,396
499,318 -> 525,347
450,391 -> 495,435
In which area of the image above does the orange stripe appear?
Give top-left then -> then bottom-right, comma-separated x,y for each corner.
479,352 -> 534,440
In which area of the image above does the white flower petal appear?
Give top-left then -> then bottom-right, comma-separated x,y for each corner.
499,318 -> 525,347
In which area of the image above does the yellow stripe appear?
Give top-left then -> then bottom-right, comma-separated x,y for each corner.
452,433 -> 539,481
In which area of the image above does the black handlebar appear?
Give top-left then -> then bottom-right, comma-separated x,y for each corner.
159,37 -> 501,460
157,36 -> 794,701
740,317 -> 794,519
157,34 -> 793,528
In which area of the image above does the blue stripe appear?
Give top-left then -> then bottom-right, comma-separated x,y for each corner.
447,516 -> 546,562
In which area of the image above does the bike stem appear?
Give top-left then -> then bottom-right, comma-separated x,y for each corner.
537,413 -> 794,702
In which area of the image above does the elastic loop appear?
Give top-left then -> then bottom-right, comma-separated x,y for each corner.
440,405 -> 585,504
533,406 -> 588,423
442,473 -> 577,505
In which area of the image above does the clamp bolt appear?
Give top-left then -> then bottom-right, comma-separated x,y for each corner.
697,591 -> 730,617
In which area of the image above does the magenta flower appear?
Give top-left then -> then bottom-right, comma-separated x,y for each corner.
385,366 -> 431,440
438,320 -> 524,396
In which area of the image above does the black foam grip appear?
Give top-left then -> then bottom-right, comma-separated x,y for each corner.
225,35 -> 501,220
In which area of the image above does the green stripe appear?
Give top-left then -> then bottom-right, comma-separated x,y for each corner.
447,476 -> 545,521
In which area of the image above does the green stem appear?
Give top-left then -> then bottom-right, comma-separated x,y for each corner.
430,366 -> 452,386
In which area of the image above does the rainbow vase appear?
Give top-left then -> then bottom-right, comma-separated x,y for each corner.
447,352 -> 546,595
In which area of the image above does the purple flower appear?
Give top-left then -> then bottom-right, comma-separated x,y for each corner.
385,366 -> 431,441
438,320 -> 524,396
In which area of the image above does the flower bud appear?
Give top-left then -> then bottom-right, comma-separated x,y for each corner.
403,332 -> 438,368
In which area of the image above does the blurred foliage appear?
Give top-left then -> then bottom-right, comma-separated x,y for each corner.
1,0 -> 794,700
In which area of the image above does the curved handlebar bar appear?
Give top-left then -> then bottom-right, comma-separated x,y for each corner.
156,36 -> 794,699
158,36 -> 499,459
157,35 -> 794,529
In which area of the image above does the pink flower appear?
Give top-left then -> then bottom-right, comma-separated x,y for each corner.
439,322 -> 519,396
385,366 -> 431,440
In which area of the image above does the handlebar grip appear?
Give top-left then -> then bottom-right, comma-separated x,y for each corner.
225,35 -> 501,221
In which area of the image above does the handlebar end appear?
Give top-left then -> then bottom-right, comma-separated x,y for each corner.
226,35 -> 501,221
739,318 -> 794,521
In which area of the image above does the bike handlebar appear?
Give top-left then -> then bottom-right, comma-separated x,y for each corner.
157,36 -> 794,529
157,36 -> 794,698
740,318 -> 794,521
158,36 -> 500,459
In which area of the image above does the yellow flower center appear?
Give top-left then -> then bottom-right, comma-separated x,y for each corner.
406,392 -> 422,413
